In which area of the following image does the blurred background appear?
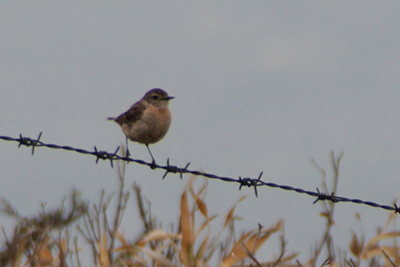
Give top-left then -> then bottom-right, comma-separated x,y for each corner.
1,1 -> 400,265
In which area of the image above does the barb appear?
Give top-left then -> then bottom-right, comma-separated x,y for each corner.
1,133 -> 399,214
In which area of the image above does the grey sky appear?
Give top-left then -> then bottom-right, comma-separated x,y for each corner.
1,1 -> 400,265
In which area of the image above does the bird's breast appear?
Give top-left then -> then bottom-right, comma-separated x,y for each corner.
123,106 -> 172,144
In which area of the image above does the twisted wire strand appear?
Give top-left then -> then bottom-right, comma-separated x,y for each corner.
1,133 -> 398,213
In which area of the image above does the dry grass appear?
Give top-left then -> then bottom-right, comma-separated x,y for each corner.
1,151 -> 399,266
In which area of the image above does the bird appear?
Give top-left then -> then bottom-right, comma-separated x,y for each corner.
108,88 -> 174,167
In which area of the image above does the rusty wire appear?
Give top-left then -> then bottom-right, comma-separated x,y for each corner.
1,133 -> 399,213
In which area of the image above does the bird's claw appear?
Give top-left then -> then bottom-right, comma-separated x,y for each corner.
150,160 -> 157,169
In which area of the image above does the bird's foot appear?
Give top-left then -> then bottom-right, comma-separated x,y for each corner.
125,148 -> 131,158
150,160 -> 157,170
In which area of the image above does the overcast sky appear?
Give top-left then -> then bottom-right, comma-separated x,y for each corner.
1,1 -> 400,265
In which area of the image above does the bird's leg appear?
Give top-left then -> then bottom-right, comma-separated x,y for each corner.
125,136 -> 131,157
146,144 -> 156,169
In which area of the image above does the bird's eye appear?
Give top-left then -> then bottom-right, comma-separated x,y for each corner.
152,95 -> 159,100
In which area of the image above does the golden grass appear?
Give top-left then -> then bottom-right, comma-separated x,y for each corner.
1,152 -> 400,266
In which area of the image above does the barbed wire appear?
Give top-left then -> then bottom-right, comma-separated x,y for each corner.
1,133 -> 399,214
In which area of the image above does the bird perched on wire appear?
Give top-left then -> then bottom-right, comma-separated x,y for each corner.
108,88 -> 174,168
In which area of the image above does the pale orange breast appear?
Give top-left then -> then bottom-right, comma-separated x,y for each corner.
124,106 -> 172,144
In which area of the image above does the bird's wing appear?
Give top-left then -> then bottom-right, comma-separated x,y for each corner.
114,101 -> 146,126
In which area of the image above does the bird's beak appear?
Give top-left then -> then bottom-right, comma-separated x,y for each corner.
163,96 -> 175,101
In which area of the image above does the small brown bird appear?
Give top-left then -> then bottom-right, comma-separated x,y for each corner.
108,88 -> 174,166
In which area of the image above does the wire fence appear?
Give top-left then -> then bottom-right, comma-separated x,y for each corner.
1,132 -> 399,214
